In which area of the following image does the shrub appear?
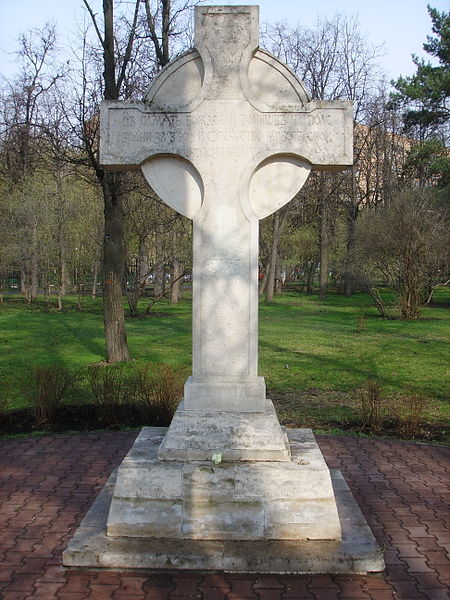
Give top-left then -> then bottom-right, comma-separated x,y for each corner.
358,380 -> 385,432
135,364 -> 183,426
392,392 -> 429,438
87,364 -> 136,428
24,365 -> 73,430
357,314 -> 366,332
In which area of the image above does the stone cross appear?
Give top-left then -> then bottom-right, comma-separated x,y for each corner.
100,5 -> 352,413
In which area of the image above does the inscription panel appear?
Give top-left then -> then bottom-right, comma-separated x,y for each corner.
101,102 -> 352,169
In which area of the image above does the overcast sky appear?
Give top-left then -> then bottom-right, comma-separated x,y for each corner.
0,0 -> 447,83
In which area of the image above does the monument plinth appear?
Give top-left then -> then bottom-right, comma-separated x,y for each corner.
64,5 -> 384,573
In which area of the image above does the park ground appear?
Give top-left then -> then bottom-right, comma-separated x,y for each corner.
0,287 -> 448,443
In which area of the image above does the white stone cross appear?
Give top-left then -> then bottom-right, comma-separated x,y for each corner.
100,5 -> 352,413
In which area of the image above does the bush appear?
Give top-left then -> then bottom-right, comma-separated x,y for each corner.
135,364 -> 183,426
356,314 -> 366,332
24,365 -> 73,430
392,392 -> 429,438
358,380 -> 385,432
87,364 -> 137,428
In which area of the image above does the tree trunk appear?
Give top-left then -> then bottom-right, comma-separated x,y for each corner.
275,255 -> 283,295
91,259 -> 99,299
318,189 -> 329,300
171,258 -> 183,304
153,226 -> 165,298
366,286 -> 387,318
170,229 -> 182,304
344,204 -> 358,297
259,258 -> 270,296
56,166 -> 66,307
20,268 -> 26,295
343,164 -> 358,297
101,172 -> 130,362
266,211 -> 281,302
60,257 -> 67,296
30,218 -> 39,300
306,261 -> 316,295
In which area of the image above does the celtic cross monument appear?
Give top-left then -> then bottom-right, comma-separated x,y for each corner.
64,6 -> 383,573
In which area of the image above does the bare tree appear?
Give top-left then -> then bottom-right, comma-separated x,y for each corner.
353,189 -> 449,319
263,14 -> 381,299
341,86 -> 409,296
0,24 -> 64,300
74,0 -> 142,362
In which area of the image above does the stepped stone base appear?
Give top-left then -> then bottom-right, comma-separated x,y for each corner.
106,424 -> 340,541
157,400 -> 291,462
63,427 -> 384,574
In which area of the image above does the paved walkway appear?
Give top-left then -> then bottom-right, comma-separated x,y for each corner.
0,432 -> 448,600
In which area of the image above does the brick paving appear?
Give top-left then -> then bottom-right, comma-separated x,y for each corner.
0,432 -> 448,600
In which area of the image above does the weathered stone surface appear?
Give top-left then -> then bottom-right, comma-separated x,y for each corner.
157,400 -> 290,461
107,499 -> 184,538
102,427 -> 340,542
63,442 -> 384,574
183,376 -> 267,412
112,461 -> 183,498
182,500 -> 264,539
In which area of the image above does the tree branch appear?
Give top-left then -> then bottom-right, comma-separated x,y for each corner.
82,0 -> 105,48
117,0 -> 141,92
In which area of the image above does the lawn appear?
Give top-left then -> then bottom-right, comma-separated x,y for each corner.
0,288 -> 448,440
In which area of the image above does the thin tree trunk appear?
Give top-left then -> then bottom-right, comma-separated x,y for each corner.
56,166 -> 66,307
265,212 -> 280,302
344,204 -> 357,297
153,226 -> 165,298
344,166 -> 358,297
30,219 -> 39,300
318,183 -> 329,300
306,261 -> 316,295
60,257 -> 67,296
266,209 -> 289,302
57,251 -> 66,312
170,229 -> 182,304
20,268 -> 26,295
275,255 -> 283,295
81,0 -> 135,360
91,259 -> 99,299
101,172 -> 130,363
259,259 -> 271,296
171,259 -> 183,304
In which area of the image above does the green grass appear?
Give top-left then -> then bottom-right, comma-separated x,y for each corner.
259,290 -> 449,401
0,288 -> 448,439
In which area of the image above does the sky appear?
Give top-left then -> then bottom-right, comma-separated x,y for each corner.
0,0 -> 448,83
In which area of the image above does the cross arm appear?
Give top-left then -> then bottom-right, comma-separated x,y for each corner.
99,100 -> 182,171
100,98 -> 353,173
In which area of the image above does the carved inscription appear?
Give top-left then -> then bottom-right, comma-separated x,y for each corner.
203,259 -> 249,279
106,105 -> 345,164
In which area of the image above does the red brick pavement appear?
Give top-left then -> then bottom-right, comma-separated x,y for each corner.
0,432 -> 448,600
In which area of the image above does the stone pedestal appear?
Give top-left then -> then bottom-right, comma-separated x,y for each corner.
63,426 -> 384,574
183,376 -> 267,412
106,414 -> 341,542
157,399 -> 290,461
